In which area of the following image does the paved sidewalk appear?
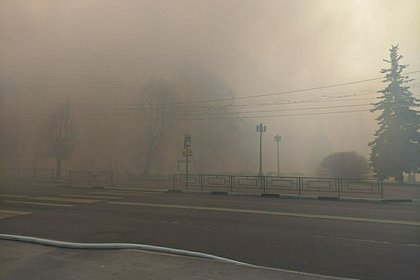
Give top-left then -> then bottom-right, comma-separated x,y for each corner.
0,240 -> 356,280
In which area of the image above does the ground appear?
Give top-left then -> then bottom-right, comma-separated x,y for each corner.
0,181 -> 419,280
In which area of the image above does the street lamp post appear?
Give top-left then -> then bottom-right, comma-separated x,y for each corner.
256,123 -> 267,176
274,134 -> 282,176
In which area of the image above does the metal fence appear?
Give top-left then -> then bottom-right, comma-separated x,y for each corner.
2,168 -> 383,198
2,168 -> 113,186
172,174 -> 383,198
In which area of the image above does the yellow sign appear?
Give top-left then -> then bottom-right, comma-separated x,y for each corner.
183,149 -> 192,157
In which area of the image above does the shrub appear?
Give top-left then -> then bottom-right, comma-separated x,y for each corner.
317,151 -> 369,178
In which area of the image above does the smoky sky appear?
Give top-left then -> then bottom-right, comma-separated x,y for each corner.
1,0 -> 419,174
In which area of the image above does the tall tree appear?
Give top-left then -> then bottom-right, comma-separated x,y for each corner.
44,101 -> 77,178
369,45 -> 420,183
138,79 -> 173,176
174,67 -> 245,174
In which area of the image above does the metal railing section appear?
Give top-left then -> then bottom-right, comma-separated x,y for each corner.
172,174 -> 383,198
2,168 -> 383,198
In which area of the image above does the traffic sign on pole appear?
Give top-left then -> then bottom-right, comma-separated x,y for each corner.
184,134 -> 191,149
183,148 -> 192,157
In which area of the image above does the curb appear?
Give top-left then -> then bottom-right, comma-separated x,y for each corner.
167,189 -> 183,193
163,189 -> 414,204
261,193 -> 280,198
382,199 -> 413,203
318,196 -> 339,201
105,186 -> 168,193
211,191 -> 228,195
43,182 -> 417,204
338,197 -> 384,203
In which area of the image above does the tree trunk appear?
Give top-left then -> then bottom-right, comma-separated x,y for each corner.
142,128 -> 164,176
56,158 -> 61,179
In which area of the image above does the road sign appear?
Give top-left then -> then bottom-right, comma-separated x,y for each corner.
183,148 -> 192,157
184,134 -> 191,149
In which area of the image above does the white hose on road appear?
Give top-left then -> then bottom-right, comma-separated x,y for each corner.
0,233 -> 252,266
0,233 -> 358,280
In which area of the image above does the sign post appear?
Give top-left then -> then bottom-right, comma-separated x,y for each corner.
183,135 -> 192,189
274,134 -> 282,176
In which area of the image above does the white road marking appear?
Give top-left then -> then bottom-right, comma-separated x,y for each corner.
0,209 -> 32,218
4,200 -> 73,207
90,191 -> 150,197
315,235 -> 420,248
402,243 -> 420,248
315,235 -> 393,245
30,196 -> 101,203
61,194 -> 122,199
0,194 -> 28,198
107,201 -> 420,226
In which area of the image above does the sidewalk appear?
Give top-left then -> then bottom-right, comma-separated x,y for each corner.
0,240 -> 356,280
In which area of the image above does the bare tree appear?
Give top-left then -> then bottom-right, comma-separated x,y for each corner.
138,79 -> 173,176
174,68 -> 245,174
44,101 -> 77,178
81,121 -> 99,171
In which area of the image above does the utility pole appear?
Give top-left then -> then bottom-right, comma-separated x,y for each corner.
274,134 -> 282,176
256,123 -> 267,176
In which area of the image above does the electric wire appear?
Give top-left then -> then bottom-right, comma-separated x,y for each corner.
158,70 -> 420,105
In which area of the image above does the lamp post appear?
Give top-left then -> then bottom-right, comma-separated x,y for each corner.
274,134 -> 282,176
256,123 -> 267,176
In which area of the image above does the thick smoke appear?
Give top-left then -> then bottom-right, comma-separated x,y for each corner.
1,0 -> 419,175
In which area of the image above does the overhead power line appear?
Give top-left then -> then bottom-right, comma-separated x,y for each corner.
167,102 -> 374,116
160,70 -> 420,106
171,109 -> 372,121
4,108 -> 375,126
38,108 -> 370,123
138,90 -> 379,111
66,90 -> 379,115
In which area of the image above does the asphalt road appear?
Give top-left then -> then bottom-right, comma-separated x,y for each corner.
0,181 -> 419,280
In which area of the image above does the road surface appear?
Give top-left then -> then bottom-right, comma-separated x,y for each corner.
0,181 -> 419,279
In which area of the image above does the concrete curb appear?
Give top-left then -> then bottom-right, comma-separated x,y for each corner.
338,197 -> 384,203
211,191 -> 228,195
382,199 -> 413,203
47,183 -> 417,204
166,189 -> 183,193
318,196 -> 340,201
163,189 -> 414,203
261,193 -> 280,198
105,186 -> 168,193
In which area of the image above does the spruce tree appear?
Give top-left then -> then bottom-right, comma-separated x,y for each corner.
369,45 -> 420,183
